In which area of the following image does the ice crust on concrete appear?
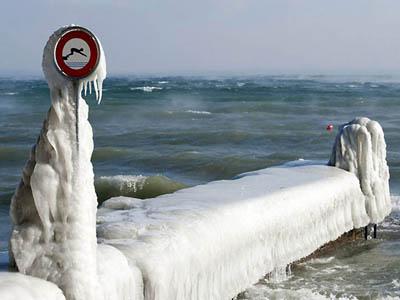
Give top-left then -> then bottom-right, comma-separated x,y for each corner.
0,272 -> 65,300
96,244 -> 143,300
329,117 -> 391,223
98,164 -> 370,300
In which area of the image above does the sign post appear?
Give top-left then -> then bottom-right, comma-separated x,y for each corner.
53,26 -> 101,148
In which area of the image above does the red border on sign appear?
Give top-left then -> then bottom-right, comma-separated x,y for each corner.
55,29 -> 99,78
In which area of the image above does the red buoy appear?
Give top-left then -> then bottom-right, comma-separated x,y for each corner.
326,124 -> 334,132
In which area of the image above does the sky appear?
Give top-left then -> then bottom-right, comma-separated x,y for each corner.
1,0 -> 400,76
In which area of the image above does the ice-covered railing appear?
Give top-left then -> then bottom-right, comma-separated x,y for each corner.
329,117 -> 391,223
97,164 -> 371,300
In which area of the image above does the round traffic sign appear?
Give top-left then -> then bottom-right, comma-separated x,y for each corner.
54,26 -> 100,79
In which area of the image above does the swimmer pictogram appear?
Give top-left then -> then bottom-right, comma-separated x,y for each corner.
63,48 -> 87,61
54,26 -> 100,79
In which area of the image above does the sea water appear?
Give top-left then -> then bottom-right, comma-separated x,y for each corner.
1,75 -> 400,299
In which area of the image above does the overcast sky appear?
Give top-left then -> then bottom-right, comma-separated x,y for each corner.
1,0 -> 400,76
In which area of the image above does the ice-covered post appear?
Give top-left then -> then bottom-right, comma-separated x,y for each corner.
9,26 -> 106,300
329,117 -> 391,224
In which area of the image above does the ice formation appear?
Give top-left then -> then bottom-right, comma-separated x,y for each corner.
97,164 -> 370,300
8,26 -> 134,300
96,244 -> 143,300
329,117 -> 391,223
0,272 -> 65,300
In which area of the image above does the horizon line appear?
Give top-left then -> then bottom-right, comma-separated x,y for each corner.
2,70 -> 400,80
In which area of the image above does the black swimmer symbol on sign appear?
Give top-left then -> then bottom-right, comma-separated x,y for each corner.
62,48 -> 87,61
54,26 -> 100,78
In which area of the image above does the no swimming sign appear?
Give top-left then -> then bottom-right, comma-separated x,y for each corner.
54,26 -> 100,79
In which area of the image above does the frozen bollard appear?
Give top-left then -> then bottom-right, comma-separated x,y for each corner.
9,26 -> 106,300
329,117 -> 391,224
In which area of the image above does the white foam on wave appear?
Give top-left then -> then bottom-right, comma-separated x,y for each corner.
185,109 -> 212,115
95,174 -> 187,203
240,285 -> 338,300
392,279 -> 400,288
3,92 -> 18,96
97,175 -> 147,193
130,86 -> 162,92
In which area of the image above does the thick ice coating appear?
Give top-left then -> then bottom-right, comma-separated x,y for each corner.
0,272 -> 66,300
329,117 -> 391,223
97,164 -> 370,300
7,26 -> 134,300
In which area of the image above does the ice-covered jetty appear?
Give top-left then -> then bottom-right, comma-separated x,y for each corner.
1,26 -> 391,300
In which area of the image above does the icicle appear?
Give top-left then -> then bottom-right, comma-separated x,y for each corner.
265,266 -> 291,283
84,80 -> 88,96
78,81 -> 84,97
97,78 -> 103,104
93,75 -> 99,101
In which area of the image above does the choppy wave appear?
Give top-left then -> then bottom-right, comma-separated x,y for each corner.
95,174 -> 187,203
130,86 -> 163,92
